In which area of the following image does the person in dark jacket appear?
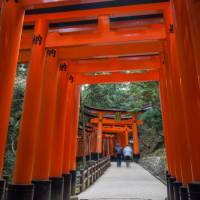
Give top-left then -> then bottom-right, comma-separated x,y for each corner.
115,143 -> 123,167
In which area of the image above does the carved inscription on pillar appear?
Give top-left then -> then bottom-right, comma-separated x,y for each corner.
46,48 -> 56,57
59,63 -> 67,72
32,34 -> 43,45
69,75 -> 74,83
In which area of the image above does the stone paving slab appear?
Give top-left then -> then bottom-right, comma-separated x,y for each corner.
78,162 -> 167,200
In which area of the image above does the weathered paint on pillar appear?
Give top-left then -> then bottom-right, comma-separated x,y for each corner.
50,62 -> 68,177
0,0 -> 24,177
32,48 -> 59,180
13,19 -> 48,184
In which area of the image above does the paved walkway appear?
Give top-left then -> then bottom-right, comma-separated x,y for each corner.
78,162 -> 167,200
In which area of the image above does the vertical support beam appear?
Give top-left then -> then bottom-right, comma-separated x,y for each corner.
159,63 -> 178,200
70,80 -> 81,197
91,128 -> 98,160
32,48 -> 59,200
171,0 -> 200,185
62,74 -> 75,200
8,19 -> 48,200
107,137 -> 110,159
184,0 -> 200,86
0,0 -> 24,179
124,126 -> 129,146
50,62 -> 68,200
132,118 -> 140,162
97,113 -> 103,159
168,3 -> 200,199
110,137 -> 114,159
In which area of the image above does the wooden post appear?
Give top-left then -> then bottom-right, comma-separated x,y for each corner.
32,48 -> 59,200
97,113 -> 103,159
8,19 -> 48,200
70,78 -> 81,196
0,0 -> 24,178
124,126 -> 129,146
62,73 -> 75,200
163,22 -> 193,200
50,62 -> 68,200
171,0 -> 200,183
91,128 -> 98,160
132,117 -> 140,161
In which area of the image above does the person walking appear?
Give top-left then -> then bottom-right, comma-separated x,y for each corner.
115,143 -> 123,167
123,144 -> 133,168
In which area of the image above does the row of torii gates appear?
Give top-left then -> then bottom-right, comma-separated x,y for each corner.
0,0 -> 200,200
76,106 -> 142,162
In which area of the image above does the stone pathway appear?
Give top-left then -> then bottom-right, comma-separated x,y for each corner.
78,162 -> 167,200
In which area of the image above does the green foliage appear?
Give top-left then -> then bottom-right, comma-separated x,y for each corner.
81,82 -> 163,155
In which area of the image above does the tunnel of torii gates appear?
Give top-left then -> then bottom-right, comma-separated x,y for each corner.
0,0 -> 200,200
76,106 -> 143,162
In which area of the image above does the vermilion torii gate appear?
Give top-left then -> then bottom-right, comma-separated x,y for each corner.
0,1 -> 200,200
81,106 -> 143,161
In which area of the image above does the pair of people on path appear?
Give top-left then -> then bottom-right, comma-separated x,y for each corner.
115,143 -> 133,167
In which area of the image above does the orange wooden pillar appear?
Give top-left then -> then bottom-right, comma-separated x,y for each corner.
32,48 -> 59,200
97,113 -> 103,159
132,117 -> 140,161
0,0 -> 24,182
165,5 -> 197,199
91,128 -> 98,160
160,51 -> 183,200
124,126 -> 129,146
62,74 -> 75,200
171,2 -> 200,199
171,0 -> 200,181
159,62 -> 178,200
8,19 -> 48,200
109,137 -> 114,159
159,52 -> 176,178
70,78 -> 81,196
49,62 -> 68,200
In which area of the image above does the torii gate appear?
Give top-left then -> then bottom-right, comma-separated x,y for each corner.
90,113 -> 143,160
0,1 -> 200,200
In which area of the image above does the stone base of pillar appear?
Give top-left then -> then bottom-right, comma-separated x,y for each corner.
32,180 -> 51,200
49,177 -> 64,200
110,156 -> 116,162
7,184 -> 34,200
91,153 -> 99,161
63,174 -> 71,200
98,153 -> 103,160
76,156 -> 83,163
166,172 -> 171,199
169,177 -> 176,200
0,179 -> 5,200
173,181 -> 182,200
188,182 -> 200,200
133,154 -> 140,162
70,171 -> 76,196
86,155 -> 90,161
179,186 -> 188,200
